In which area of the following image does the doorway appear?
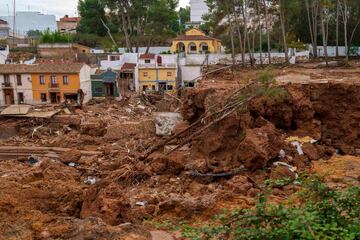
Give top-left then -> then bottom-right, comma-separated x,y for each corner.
158,82 -> 167,92
104,83 -> 115,97
50,92 -> 60,103
17,92 -> 24,104
4,89 -> 14,105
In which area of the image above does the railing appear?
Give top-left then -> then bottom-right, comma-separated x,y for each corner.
49,83 -> 59,88
1,82 -> 12,88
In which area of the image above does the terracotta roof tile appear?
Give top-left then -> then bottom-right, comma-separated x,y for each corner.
140,54 -> 155,59
60,17 -> 80,22
0,63 -> 86,74
173,35 -> 221,41
121,63 -> 136,71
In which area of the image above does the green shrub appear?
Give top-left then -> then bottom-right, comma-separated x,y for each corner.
180,178 -> 360,240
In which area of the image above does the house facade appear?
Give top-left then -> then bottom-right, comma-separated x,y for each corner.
0,71 -> 33,105
57,16 -> 80,33
91,69 -> 119,98
170,28 -> 222,54
137,54 -> 177,92
0,63 -> 92,105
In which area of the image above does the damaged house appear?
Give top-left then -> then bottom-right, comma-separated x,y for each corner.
0,63 -> 92,105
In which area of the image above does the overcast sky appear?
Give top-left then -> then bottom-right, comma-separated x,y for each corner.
0,0 -> 190,19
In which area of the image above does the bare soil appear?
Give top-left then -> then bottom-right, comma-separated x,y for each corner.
0,66 -> 359,239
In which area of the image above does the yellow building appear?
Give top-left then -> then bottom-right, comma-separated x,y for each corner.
170,28 -> 222,54
30,63 -> 92,104
138,54 -> 177,92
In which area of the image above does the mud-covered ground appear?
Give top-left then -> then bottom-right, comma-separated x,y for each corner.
0,66 -> 359,239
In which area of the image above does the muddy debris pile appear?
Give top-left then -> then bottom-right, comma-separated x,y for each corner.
0,82 -> 359,239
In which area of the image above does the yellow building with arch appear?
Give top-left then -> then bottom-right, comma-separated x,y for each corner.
170,28 -> 222,54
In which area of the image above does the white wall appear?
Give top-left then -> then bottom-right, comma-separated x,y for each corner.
0,45 -> 9,64
309,46 -> 360,57
181,66 -> 201,83
80,65 -> 92,103
100,53 -> 139,70
0,73 -> 33,106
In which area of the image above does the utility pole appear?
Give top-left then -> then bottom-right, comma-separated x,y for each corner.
13,0 -> 16,46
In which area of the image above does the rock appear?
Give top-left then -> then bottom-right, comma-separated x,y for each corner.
172,121 -> 190,135
154,112 -> 183,136
302,143 -> 320,160
270,166 -> 296,181
60,150 -> 82,164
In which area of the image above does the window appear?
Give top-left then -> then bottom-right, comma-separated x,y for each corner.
95,87 -> 103,93
110,55 -> 120,61
145,59 -> 151,63
152,85 -> 156,90
202,45 -> 209,51
142,85 -> 148,91
16,75 -> 22,86
41,93 -> 47,102
143,72 -> 148,77
50,75 -> 57,84
4,74 -> 10,84
63,75 -> 69,85
190,45 -> 197,51
39,75 -> 45,85
18,92 -> 24,104
167,72 -> 172,77
168,85 -> 173,90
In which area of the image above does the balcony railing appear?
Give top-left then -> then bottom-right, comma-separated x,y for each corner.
1,82 -> 12,88
48,83 -> 59,89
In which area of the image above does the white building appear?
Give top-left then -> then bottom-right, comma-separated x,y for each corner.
100,53 -> 139,70
0,12 -> 56,36
0,72 -> 33,105
0,45 -> 9,64
190,0 -> 209,24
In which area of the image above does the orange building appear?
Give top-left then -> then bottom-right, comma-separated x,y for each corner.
30,63 -> 92,104
0,63 -> 92,105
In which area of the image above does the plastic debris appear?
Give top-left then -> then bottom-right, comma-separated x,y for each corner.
279,149 -> 286,158
68,162 -> 76,167
135,201 -> 147,206
273,161 -> 298,179
32,125 -> 43,139
84,176 -> 97,185
27,155 -> 39,166
291,141 -> 304,155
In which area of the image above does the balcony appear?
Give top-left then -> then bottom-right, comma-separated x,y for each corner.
48,83 -> 60,91
1,82 -> 13,89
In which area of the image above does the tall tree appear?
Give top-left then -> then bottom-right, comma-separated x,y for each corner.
78,0 -> 107,36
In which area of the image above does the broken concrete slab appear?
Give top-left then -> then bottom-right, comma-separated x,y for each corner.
154,112 -> 183,136
0,105 -> 31,115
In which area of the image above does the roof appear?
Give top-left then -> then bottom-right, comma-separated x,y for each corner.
173,35 -> 221,42
121,63 -> 136,71
0,63 -> 86,74
60,17 -> 80,22
140,54 -> 155,59
0,19 -> 8,25
91,69 -> 118,82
